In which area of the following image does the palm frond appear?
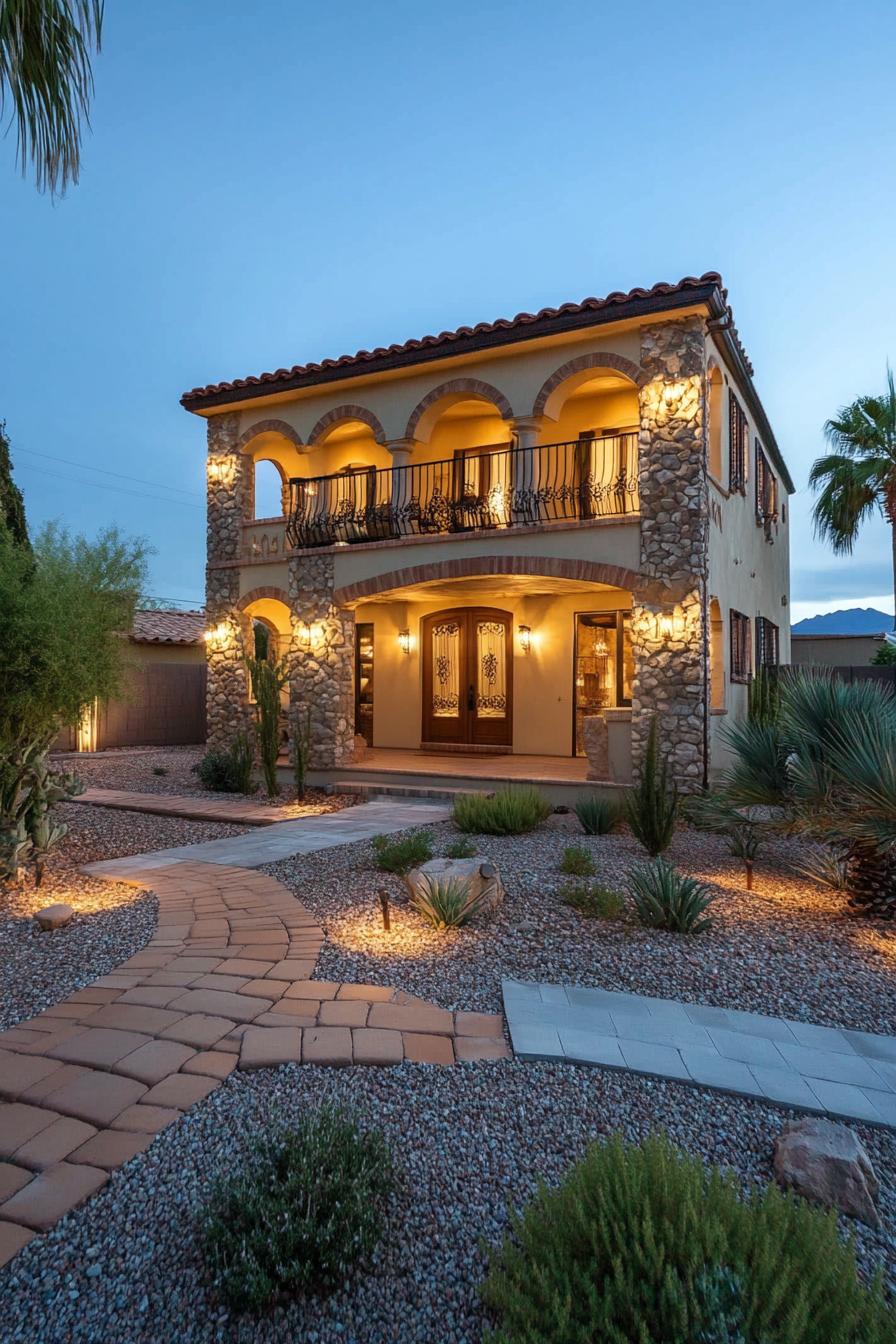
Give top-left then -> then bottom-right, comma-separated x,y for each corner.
0,0 -> 103,195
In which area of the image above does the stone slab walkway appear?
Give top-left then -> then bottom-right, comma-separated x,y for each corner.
82,798 -> 450,876
0,800 -> 501,1268
71,788 -> 300,826
503,980 -> 896,1130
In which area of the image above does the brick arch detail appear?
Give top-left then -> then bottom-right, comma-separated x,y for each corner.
404,378 -> 514,442
237,586 -> 292,612
236,419 -> 305,454
335,555 -> 670,607
308,405 -> 387,446
531,352 -> 648,419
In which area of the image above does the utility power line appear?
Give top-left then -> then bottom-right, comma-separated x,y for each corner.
12,446 -> 203,500
14,462 -> 205,511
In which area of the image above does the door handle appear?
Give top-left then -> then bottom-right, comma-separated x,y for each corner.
467,683 -> 475,711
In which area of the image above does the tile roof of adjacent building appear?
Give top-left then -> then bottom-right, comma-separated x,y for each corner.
180,272 -> 749,411
131,609 -> 205,645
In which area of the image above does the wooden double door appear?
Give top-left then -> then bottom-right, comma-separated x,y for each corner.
422,607 -> 513,749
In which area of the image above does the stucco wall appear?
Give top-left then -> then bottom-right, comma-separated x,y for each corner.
791,634 -> 886,666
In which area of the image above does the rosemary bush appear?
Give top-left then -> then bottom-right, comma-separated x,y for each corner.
453,786 -> 551,836
371,830 -> 434,874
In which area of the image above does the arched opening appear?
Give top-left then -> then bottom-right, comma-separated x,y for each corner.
240,596 -> 292,729
710,597 -> 725,709
535,364 -> 641,517
708,365 -> 723,481
292,419 -> 393,547
253,459 -> 287,519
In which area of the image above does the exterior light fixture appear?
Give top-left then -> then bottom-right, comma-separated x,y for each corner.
517,624 -> 532,655
658,614 -> 674,640
298,620 -> 313,649
204,622 -> 229,650
398,628 -> 412,656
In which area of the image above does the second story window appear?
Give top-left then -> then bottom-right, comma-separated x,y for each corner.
728,392 -> 748,493
756,616 -> 780,668
730,609 -> 752,682
755,441 -> 778,530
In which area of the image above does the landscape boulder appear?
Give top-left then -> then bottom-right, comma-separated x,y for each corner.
34,903 -> 75,931
404,857 -> 505,918
773,1116 -> 881,1227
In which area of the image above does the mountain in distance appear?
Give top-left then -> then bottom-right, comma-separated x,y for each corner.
792,607 -> 893,635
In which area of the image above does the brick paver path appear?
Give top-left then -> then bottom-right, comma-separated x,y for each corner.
0,802 -> 506,1266
71,787 -> 305,826
504,979 -> 896,1128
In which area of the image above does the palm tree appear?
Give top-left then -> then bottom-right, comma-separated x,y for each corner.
810,367 -> 896,628
0,0 -> 103,195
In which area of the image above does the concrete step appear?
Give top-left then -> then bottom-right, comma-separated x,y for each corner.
331,780 -> 492,801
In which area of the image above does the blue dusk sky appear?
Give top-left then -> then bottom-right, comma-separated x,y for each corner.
1,0 -> 894,621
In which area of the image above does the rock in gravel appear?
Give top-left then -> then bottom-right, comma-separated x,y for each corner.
404,857 -> 505,917
773,1116 -> 882,1227
34,904 -> 75,931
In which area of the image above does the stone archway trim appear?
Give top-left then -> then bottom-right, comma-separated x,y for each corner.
236,419 -> 305,454
237,586 -> 292,611
334,555 -> 685,607
308,404 -> 387,446
532,352 -> 648,418
404,377 -> 514,441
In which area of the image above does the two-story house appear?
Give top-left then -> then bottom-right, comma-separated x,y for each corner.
182,271 -> 792,794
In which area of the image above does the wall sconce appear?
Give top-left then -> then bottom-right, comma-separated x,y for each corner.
204,622 -> 229,650
398,628 -> 412,656
206,458 -> 230,483
658,614 -> 675,640
517,624 -> 532,655
298,619 -> 313,650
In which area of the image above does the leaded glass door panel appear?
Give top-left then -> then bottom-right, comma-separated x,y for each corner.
422,608 -> 512,748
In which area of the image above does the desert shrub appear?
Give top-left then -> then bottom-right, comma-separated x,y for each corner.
199,1107 -> 394,1313
624,715 -> 678,856
245,654 -> 288,798
0,743 -> 84,884
291,703 -> 312,801
371,830 -> 433,874
453,786 -> 551,836
480,1132 -> 893,1344
445,836 -> 477,859
559,881 -> 624,920
192,732 -> 255,794
408,873 -> 489,929
687,793 -> 764,890
628,858 -> 713,934
559,846 -> 596,876
574,794 -> 620,835
794,845 -> 850,891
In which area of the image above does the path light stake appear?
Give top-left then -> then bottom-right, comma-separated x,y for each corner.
378,888 -> 391,931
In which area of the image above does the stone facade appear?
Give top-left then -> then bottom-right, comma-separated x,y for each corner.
206,414 -> 253,751
287,554 -> 355,769
632,319 -> 708,789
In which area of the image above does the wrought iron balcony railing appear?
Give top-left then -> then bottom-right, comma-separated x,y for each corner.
285,435 -> 638,550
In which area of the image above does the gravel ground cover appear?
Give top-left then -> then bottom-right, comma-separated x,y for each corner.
269,817 -> 896,1035
2,1059 -> 894,1344
0,804 -> 249,1030
52,745 -> 353,817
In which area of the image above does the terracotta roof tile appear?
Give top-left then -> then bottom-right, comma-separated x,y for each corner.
131,610 -> 205,646
181,272 -> 750,409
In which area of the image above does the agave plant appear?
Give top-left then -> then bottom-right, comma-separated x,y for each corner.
628,859 -> 714,934
716,671 -> 896,916
407,873 -> 488,929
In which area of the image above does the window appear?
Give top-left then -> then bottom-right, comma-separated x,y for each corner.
754,441 -> 778,528
728,392 -> 748,493
573,611 -> 633,754
756,616 -> 779,668
708,367 -> 723,480
730,610 -> 752,682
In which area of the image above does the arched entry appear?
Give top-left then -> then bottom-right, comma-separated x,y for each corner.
422,608 -> 513,750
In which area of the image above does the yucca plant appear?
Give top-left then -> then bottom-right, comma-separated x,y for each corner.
408,872 -> 489,929
453,786 -> 552,836
573,795 -> 620,836
481,1132 -> 893,1344
628,858 -> 713,934
625,715 -> 678,855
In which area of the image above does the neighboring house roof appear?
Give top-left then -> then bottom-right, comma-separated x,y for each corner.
131,609 -> 205,645
180,270 -> 792,493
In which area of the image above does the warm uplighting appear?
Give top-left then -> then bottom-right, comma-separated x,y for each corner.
517,624 -> 532,655
77,700 -> 98,752
398,628 -> 412,656
658,614 -> 675,640
204,622 -> 229,650
378,889 -> 391,931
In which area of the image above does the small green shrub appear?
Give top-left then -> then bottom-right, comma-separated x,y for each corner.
445,836 -> 477,859
199,1107 -> 394,1313
480,1132 -> 893,1344
574,795 -> 620,835
371,830 -> 434,874
192,732 -> 255,794
559,881 -> 624,920
408,873 -> 489,929
625,715 -> 678,855
152,766 -> 168,776
559,846 -> 596,876
628,858 -> 713,934
453,786 -> 551,836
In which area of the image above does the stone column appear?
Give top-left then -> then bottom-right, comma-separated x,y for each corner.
205,413 -> 253,751
632,318 -> 707,791
287,554 -> 355,768
508,415 -> 544,524
387,437 -> 415,528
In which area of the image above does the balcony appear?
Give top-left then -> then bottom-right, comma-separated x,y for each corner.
285,435 -> 638,550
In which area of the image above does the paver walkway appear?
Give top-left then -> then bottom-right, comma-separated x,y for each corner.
0,800 -> 505,1267
71,787 -> 304,826
504,979 -> 896,1129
